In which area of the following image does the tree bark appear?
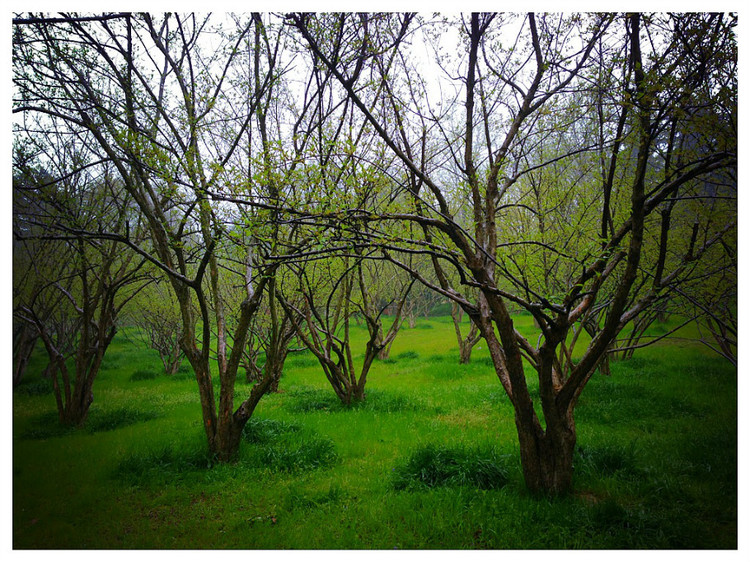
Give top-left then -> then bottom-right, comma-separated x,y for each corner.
13,321 -> 38,387
515,413 -> 576,495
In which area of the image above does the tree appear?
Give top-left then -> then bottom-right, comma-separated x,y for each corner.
13,150 -> 147,426
289,12 -> 737,494
126,279 -> 185,375
12,13 -> 296,458
279,253 -> 411,406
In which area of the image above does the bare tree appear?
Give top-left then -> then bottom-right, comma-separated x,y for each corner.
13,153 -> 147,425
290,12 -> 736,493
13,13 -> 300,457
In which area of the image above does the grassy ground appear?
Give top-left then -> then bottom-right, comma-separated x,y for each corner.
12,314 -> 737,549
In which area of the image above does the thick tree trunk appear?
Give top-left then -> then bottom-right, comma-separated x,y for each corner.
63,387 -> 95,427
214,417 -> 245,463
515,415 -> 576,495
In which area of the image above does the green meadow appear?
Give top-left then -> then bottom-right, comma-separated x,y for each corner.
13,314 -> 737,549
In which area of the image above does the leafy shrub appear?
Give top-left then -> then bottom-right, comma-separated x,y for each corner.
130,369 -> 158,381
391,443 -> 511,490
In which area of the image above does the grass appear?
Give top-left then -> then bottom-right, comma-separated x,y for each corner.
12,316 -> 737,549
391,443 -> 512,490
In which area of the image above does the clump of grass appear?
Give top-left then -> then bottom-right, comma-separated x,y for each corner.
18,411 -> 74,440
481,388 -> 511,406
242,418 -> 302,444
129,369 -> 159,381
19,407 -> 159,439
285,387 -> 341,413
676,430 -> 737,487
614,356 -> 650,371
395,350 -> 420,360
286,352 -> 320,369
391,443 -> 511,490
589,498 -> 630,526
475,357 -> 496,368
576,380 -> 700,424
114,442 -> 216,486
427,363 -> 464,380
115,429 -> 337,487
414,323 -> 434,330
574,442 -> 639,478
245,436 -> 338,473
285,386 -> 421,414
357,389 -> 422,413
86,407 -> 159,433
99,359 -> 121,371
14,378 -> 54,396
284,483 -> 345,512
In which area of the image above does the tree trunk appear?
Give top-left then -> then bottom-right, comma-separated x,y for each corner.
376,338 -> 394,360
13,322 -> 38,387
458,339 -> 474,364
515,414 -> 576,495
265,344 -> 288,393
453,302 -> 480,364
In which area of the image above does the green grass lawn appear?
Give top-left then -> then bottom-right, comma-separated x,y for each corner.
12,314 -> 737,549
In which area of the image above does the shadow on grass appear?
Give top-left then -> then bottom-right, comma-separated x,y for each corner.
18,407 -> 159,440
576,378 -> 703,424
574,441 -> 640,479
14,378 -> 54,397
129,365 -> 193,382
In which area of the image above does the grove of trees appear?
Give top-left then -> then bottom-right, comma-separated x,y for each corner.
12,12 -> 736,494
